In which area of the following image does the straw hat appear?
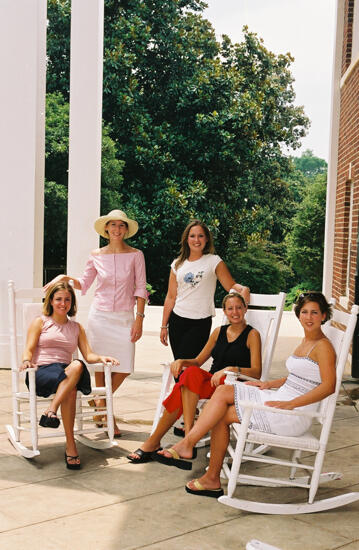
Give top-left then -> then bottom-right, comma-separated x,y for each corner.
94,210 -> 138,239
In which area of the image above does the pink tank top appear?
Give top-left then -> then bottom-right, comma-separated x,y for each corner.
32,316 -> 79,366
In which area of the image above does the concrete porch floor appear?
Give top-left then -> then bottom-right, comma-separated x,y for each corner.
0,310 -> 359,550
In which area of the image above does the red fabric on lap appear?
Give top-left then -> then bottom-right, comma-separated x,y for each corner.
163,366 -> 224,419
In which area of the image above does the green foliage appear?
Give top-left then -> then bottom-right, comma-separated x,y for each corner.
146,282 -> 156,304
293,149 -> 327,179
285,164 -> 309,204
99,128 -> 125,213
45,92 -> 69,187
44,92 -> 124,269
44,93 -> 69,268
284,281 -> 322,310
46,0 -> 71,97
285,173 -> 327,287
44,180 -> 68,268
227,242 -> 293,296
45,1 -> 310,301
284,151 -> 327,205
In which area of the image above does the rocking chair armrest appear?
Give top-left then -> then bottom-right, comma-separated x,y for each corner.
160,362 -> 171,368
235,399 -> 322,419
17,366 -> 37,376
87,362 -> 114,373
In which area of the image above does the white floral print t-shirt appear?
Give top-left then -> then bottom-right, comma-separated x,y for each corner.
171,254 -> 222,319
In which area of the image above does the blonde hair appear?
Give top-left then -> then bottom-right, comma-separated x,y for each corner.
222,292 -> 246,309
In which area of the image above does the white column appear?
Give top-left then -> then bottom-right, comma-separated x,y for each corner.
0,0 -> 46,366
67,0 -> 104,324
323,0 -> 345,298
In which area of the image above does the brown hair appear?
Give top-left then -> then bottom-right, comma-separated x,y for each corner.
294,292 -> 332,324
222,292 -> 247,310
104,220 -> 129,240
174,220 -> 215,270
43,281 -> 77,317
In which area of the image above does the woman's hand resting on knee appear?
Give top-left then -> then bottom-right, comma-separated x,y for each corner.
210,369 -> 226,387
170,359 -> 185,379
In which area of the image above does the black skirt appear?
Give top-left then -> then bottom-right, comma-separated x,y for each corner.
26,360 -> 92,398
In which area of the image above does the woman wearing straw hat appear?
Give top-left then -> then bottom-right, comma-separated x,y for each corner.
44,209 -> 147,437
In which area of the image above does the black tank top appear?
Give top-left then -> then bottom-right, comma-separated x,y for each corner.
209,324 -> 253,374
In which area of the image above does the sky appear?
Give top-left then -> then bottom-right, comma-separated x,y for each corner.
202,0 -> 337,161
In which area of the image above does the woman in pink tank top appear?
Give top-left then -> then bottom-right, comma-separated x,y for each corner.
21,282 -> 119,470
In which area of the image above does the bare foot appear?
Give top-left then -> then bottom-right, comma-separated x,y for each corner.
93,414 -> 121,435
158,440 -> 194,459
93,414 -> 106,426
88,398 -> 106,411
113,422 -> 121,437
187,473 -> 221,491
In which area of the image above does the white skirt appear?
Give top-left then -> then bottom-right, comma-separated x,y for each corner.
87,306 -> 135,373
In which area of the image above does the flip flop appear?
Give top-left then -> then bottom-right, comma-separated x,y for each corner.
185,479 -> 224,498
39,411 -> 60,429
64,452 -> 81,470
173,426 -> 185,438
127,447 -> 162,464
152,447 -> 197,470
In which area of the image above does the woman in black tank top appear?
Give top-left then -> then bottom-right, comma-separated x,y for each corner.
128,293 -> 261,464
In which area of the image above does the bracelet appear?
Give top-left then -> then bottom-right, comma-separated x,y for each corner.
136,312 -> 145,318
160,325 -> 168,329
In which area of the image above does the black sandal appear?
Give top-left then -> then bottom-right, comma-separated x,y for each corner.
173,426 -> 185,438
64,452 -> 81,470
127,447 -> 162,464
152,447 -> 197,470
39,411 -> 60,429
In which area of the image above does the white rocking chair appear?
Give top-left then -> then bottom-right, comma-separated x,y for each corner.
6,280 -> 117,459
219,303 -> 359,514
151,292 -> 286,446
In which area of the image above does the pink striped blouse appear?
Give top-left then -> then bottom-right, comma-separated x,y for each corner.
78,251 -> 147,312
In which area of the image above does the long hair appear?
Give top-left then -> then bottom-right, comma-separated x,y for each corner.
174,220 -> 215,270
43,281 -> 77,317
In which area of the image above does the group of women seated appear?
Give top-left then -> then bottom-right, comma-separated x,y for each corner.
21,211 -> 336,487
128,290 -> 335,499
